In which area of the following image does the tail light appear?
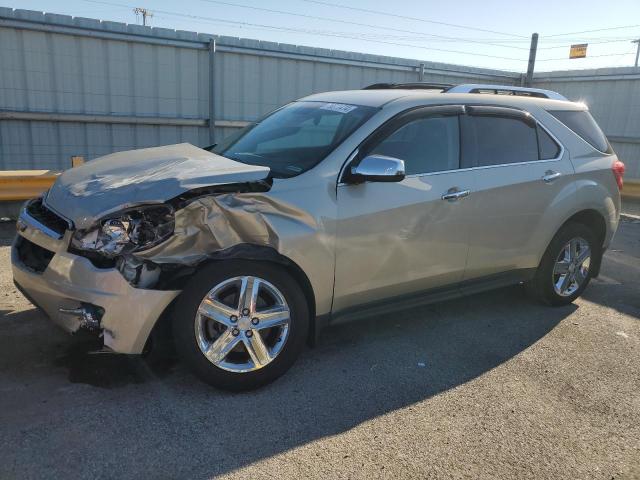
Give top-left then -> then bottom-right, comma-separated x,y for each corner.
612,160 -> 625,190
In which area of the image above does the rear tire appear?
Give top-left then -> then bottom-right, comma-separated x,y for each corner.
172,260 -> 309,391
527,222 -> 599,306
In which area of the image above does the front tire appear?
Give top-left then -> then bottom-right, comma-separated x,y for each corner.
527,222 -> 598,306
172,260 -> 309,391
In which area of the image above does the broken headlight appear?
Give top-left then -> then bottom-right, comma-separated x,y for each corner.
71,205 -> 174,257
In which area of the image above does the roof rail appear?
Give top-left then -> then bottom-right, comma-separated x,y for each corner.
362,82 -> 453,91
361,82 -> 568,100
444,84 -> 568,101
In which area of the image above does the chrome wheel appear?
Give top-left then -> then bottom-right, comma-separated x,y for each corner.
552,237 -> 591,297
195,276 -> 291,373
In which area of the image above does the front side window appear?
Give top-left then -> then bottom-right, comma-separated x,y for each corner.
549,110 -> 611,153
368,115 -> 460,175
213,101 -> 377,178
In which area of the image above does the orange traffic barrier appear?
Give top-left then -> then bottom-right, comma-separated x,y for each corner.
0,170 -> 61,201
623,180 -> 640,199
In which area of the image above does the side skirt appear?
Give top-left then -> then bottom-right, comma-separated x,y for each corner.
326,268 -> 537,327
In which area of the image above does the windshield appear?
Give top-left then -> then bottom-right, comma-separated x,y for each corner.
212,101 -> 377,178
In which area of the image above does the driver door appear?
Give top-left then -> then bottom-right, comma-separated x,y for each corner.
333,105 -> 475,312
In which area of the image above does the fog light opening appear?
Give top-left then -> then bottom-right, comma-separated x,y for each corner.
58,303 -> 104,331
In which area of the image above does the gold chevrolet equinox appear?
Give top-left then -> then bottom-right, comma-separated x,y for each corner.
12,83 -> 625,390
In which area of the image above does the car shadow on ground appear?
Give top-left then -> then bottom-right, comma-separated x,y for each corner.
0,283 -> 575,479
3,221 -> 639,478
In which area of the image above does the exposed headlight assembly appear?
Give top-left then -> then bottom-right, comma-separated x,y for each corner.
71,205 -> 174,257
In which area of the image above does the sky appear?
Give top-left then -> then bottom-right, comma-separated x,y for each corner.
7,0 -> 640,73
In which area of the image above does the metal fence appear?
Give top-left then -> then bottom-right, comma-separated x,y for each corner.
532,68 -> 640,179
0,7 -> 517,170
1,7 -> 639,181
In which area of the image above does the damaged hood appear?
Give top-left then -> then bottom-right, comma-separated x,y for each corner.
45,143 -> 270,229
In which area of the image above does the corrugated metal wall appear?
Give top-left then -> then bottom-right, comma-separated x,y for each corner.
2,8 -> 639,181
533,68 -> 640,179
0,7 -> 517,170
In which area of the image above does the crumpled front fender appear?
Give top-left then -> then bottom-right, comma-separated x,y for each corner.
134,191 -> 334,316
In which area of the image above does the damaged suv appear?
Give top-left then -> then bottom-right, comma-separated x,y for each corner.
12,83 -> 624,390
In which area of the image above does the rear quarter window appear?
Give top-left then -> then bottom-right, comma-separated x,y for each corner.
549,110 -> 611,153
537,125 -> 561,160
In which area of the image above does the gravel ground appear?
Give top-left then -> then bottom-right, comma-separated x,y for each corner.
0,219 -> 638,480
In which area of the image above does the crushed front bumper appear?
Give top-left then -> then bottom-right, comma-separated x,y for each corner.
11,207 -> 180,354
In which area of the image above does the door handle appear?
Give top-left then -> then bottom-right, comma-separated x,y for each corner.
441,189 -> 470,201
542,171 -> 562,183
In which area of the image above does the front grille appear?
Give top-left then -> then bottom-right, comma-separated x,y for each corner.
25,198 -> 70,237
15,236 -> 55,273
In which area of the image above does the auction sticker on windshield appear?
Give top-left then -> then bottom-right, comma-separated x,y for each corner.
319,103 -> 358,114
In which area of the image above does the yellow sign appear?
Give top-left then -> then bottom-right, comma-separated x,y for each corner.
570,44 -> 588,59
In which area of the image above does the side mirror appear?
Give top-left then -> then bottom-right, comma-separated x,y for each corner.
349,155 -> 406,183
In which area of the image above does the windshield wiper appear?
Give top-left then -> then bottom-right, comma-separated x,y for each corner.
230,152 -> 265,159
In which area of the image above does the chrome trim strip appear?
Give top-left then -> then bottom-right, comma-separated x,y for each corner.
19,209 -> 64,240
402,157 -> 564,179
336,149 -> 359,188
338,110 -> 567,185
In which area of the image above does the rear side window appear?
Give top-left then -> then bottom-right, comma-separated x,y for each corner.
469,116 -> 539,166
549,110 -> 611,153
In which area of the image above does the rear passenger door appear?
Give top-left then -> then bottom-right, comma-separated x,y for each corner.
461,106 -> 575,281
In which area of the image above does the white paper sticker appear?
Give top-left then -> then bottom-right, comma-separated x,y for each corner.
319,103 -> 358,114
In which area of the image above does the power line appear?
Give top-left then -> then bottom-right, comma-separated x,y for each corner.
406,36 -> 640,43
153,15 -> 484,45
198,0 -> 529,50
152,13 -> 513,50
538,37 -> 640,50
81,0 -> 639,68
295,0 -> 528,39
82,0 -> 527,62
537,51 -> 636,61
545,24 -> 640,38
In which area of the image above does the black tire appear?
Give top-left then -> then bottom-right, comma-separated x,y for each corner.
172,260 -> 309,391
526,222 -> 599,306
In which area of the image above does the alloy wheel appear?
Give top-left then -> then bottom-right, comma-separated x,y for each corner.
552,237 -> 591,297
194,276 -> 291,372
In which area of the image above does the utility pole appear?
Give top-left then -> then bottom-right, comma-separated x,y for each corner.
525,33 -> 538,86
133,7 -> 153,26
633,39 -> 640,67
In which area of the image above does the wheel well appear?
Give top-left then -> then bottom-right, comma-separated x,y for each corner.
562,209 -> 607,247
264,255 -> 318,345
145,245 -> 318,353
559,209 -> 607,277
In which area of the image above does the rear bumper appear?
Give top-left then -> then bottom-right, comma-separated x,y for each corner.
11,227 -> 180,354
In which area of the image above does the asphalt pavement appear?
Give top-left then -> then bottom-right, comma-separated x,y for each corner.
0,218 -> 638,479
